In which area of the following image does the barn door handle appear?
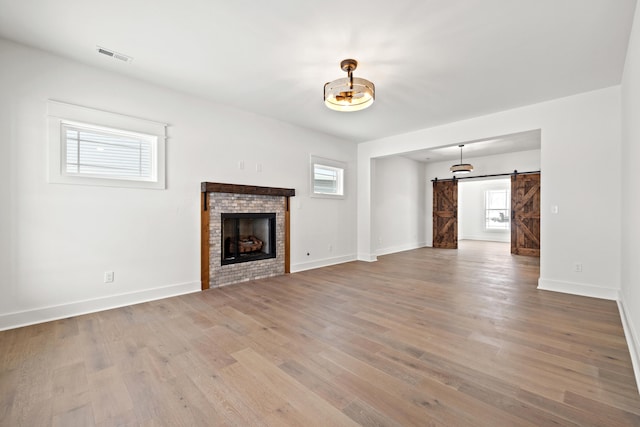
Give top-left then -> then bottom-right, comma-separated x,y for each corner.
511,210 -> 515,220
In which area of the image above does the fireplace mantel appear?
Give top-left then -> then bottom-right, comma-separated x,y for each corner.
200,182 -> 295,290
201,182 -> 295,197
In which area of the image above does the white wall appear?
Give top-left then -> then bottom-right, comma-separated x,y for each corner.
458,179 -> 510,243
358,87 -> 621,301
0,39 -> 357,330
0,55 -> 11,320
424,149 -> 540,245
620,2 -> 640,393
372,156 -> 426,255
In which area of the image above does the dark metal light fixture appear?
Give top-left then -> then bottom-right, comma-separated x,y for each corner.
324,59 -> 375,112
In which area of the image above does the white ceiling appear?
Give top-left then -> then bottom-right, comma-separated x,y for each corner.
401,129 -> 541,163
0,1 -> 636,143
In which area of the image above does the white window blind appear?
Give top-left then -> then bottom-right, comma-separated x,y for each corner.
314,164 -> 342,195
63,123 -> 154,180
310,156 -> 345,198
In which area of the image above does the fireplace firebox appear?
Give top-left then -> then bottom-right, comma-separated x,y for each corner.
221,213 -> 276,265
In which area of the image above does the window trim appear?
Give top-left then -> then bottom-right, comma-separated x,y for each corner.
310,155 -> 346,199
48,100 -> 166,190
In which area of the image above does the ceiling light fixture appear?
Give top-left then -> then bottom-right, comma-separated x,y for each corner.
450,144 -> 474,174
324,59 -> 375,112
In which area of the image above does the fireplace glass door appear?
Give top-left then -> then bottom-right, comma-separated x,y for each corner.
221,213 -> 276,265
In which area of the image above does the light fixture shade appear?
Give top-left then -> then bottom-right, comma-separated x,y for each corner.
450,163 -> 474,174
324,59 -> 375,112
324,77 -> 375,111
451,144 -> 473,174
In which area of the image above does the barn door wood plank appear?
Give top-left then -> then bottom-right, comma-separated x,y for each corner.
433,180 -> 458,249
511,173 -> 541,257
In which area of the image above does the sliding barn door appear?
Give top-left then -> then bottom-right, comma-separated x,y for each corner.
433,180 -> 458,249
511,173 -> 541,256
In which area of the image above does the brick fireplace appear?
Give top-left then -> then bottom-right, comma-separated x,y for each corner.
200,182 -> 295,289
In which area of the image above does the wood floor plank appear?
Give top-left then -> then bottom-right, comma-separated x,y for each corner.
1,240 -> 639,426
88,366 -> 135,425
231,347 -> 360,426
219,358 -> 292,422
342,398 -> 405,427
320,345 -> 538,427
278,358 -> 354,410
178,356 -> 267,426
52,403 -> 95,427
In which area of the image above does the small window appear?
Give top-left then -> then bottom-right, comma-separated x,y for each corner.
485,189 -> 510,230
310,156 -> 345,198
62,122 -> 155,181
48,100 -> 166,189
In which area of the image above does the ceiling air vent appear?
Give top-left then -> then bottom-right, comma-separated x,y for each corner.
96,46 -> 133,63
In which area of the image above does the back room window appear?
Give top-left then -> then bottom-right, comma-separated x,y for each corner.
485,189 -> 510,230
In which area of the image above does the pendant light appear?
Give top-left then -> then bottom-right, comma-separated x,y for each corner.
324,59 -> 375,112
450,144 -> 474,174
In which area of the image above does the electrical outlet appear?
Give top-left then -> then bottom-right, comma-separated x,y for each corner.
574,263 -> 582,273
328,244 -> 333,252
104,271 -> 114,283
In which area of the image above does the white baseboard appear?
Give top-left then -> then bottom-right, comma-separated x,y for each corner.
376,241 -> 427,256
357,253 -> 378,262
459,235 -> 510,243
0,281 -> 201,331
537,278 -> 620,300
618,297 -> 640,395
291,254 -> 357,273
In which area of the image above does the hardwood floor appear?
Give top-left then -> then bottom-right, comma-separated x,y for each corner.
1,241 -> 639,426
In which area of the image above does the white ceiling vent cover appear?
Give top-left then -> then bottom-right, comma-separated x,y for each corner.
96,46 -> 133,63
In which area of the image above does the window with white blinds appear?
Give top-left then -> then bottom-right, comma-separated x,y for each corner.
62,123 -> 155,180
313,164 -> 343,195
48,100 -> 166,189
310,155 -> 346,198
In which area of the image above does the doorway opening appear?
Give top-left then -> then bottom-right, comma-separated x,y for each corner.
432,172 -> 540,257
458,178 -> 511,245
